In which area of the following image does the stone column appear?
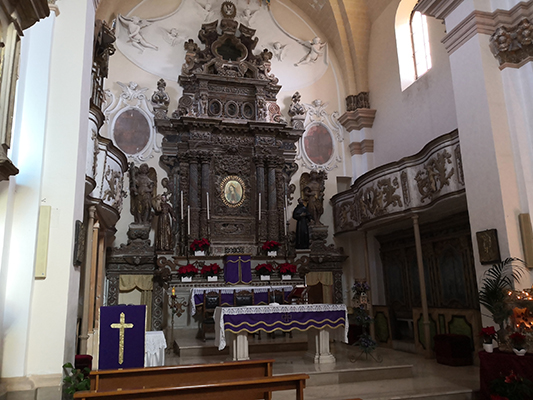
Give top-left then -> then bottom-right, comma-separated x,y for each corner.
200,152 -> 211,238
79,206 -> 96,354
267,157 -> 278,241
188,153 -> 199,240
413,214 -> 431,359
255,156 -> 267,242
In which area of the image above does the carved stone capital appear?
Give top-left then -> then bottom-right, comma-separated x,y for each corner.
490,18 -> 533,67
345,92 -> 370,111
338,108 -> 377,131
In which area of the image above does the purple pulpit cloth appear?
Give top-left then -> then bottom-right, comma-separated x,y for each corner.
215,304 -> 348,350
99,305 -> 146,370
224,255 -> 252,284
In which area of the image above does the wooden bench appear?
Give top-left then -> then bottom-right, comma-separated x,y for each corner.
87,359 -> 275,392
74,373 -> 309,400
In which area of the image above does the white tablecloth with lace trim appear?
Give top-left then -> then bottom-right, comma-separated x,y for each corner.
214,303 -> 348,351
144,331 -> 167,367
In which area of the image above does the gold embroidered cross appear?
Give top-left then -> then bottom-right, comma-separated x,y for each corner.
110,312 -> 134,364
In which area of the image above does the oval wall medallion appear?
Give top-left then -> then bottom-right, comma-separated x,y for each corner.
113,108 -> 151,155
303,123 -> 334,165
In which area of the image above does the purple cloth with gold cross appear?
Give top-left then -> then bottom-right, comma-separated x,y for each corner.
224,254 -> 252,284
99,305 -> 146,370
215,304 -> 348,350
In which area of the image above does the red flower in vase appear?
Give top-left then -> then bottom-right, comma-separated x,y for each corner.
201,263 -> 221,277
262,241 -> 280,251
278,263 -> 297,276
191,238 -> 210,252
178,264 -> 198,278
255,263 -> 273,276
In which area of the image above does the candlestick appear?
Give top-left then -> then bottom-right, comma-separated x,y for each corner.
172,286 -> 175,297
258,193 -> 261,221
207,192 -> 210,220
188,205 -> 191,235
181,191 -> 184,219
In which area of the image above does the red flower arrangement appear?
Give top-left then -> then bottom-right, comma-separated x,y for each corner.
190,238 -> 210,252
262,241 -> 280,251
201,263 -> 221,277
509,332 -> 527,350
177,264 -> 198,278
480,326 -> 497,344
278,263 -> 297,276
490,370 -> 533,400
255,263 -> 274,276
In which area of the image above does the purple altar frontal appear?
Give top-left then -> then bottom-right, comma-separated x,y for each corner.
224,254 -> 252,284
215,304 -> 348,351
99,305 -> 146,370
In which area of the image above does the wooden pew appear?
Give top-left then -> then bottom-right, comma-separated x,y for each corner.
74,373 -> 309,400
88,359 -> 275,392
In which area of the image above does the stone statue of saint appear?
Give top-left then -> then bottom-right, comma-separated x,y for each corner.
154,193 -> 176,251
293,198 -> 311,249
300,170 -> 325,225
129,163 -> 157,225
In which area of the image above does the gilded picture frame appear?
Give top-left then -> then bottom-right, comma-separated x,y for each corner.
221,175 -> 245,207
476,229 -> 501,265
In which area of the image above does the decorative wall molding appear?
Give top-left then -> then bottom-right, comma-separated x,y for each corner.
349,139 -> 374,156
413,0 -> 463,20
441,1 -> 533,55
332,130 -> 464,234
338,108 -> 377,132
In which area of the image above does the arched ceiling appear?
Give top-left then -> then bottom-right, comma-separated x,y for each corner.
96,0 -> 395,99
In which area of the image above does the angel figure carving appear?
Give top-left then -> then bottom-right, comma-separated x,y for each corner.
294,36 -> 327,66
271,42 -> 287,61
119,15 -> 158,53
161,27 -> 180,46
129,162 -> 157,225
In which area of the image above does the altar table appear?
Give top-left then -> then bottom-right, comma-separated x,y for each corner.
144,331 -> 167,367
214,304 -> 348,363
190,285 -> 294,316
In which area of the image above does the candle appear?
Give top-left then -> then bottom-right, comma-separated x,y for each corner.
172,286 -> 175,297
258,193 -> 261,221
180,191 -> 184,219
188,205 -> 191,235
207,192 -> 210,220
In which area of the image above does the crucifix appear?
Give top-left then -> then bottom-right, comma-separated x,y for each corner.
110,312 -> 134,364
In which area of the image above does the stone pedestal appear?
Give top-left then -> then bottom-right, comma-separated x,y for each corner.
228,332 -> 249,361
306,329 -> 336,364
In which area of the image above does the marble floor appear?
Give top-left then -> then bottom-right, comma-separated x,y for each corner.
165,329 -> 480,400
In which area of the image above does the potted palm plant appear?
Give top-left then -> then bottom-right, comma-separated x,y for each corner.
478,258 -> 526,341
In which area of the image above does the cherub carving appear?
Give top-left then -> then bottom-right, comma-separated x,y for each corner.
294,36 -> 327,66
161,27 -> 180,46
118,15 -> 158,53
271,42 -> 287,61
117,81 -> 148,101
240,7 -> 257,25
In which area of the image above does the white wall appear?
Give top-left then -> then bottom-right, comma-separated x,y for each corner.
367,0 -> 458,167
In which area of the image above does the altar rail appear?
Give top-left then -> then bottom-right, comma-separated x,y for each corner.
75,374 -> 309,400
87,359 -> 274,392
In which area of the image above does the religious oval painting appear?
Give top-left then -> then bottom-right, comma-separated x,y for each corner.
113,108 -> 151,155
303,123 -> 334,165
221,176 -> 245,208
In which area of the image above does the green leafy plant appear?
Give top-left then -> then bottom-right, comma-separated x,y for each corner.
478,258 -> 526,332
62,362 -> 90,395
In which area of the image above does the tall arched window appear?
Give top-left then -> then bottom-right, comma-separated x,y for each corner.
395,1 -> 432,90
410,11 -> 431,79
